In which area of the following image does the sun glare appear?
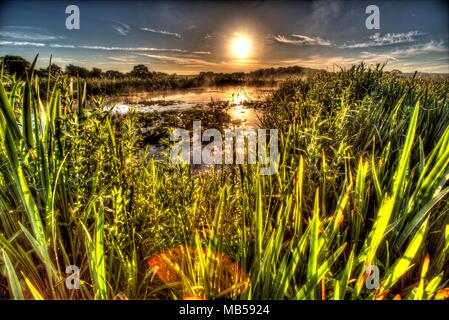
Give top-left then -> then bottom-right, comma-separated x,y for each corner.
232,35 -> 251,59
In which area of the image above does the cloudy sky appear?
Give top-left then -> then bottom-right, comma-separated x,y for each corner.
0,0 -> 448,74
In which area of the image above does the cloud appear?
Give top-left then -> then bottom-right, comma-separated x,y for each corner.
359,51 -> 399,62
107,55 -> 138,63
138,54 -> 270,70
141,28 -> 181,38
362,42 -> 449,72
2,40 -> 211,56
342,31 -> 425,48
312,0 -> 342,20
203,33 -> 225,40
76,45 -> 210,55
389,40 -> 447,57
113,22 -> 130,36
313,41 -> 448,72
358,41 -> 447,63
0,40 -> 45,47
138,53 -> 218,67
192,51 -> 211,55
279,55 -> 361,69
50,44 -> 76,49
51,57 -> 87,64
311,0 -> 343,29
0,26 -> 62,41
273,34 -> 332,46
77,45 -> 190,53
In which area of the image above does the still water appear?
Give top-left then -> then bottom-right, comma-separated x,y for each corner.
105,86 -> 276,130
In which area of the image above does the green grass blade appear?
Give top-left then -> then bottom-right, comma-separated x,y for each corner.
1,249 -> 24,300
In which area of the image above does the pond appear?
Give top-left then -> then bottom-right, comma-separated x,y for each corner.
104,86 -> 276,130
104,86 -> 277,160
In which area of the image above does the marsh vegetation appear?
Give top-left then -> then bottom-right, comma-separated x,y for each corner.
0,58 -> 448,300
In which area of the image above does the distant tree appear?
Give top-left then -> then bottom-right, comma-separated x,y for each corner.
105,70 -> 125,79
37,64 -> 62,78
89,67 -> 102,78
47,64 -> 63,76
36,68 -> 48,78
35,63 -> 64,78
390,69 -> 403,75
130,64 -> 151,78
1,55 -> 31,78
65,64 -> 90,78
232,72 -> 245,82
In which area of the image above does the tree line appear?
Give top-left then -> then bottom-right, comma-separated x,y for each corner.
1,55 -> 326,95
0,55 -> 167,79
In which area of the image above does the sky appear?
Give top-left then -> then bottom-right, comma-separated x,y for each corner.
0,0 -> 448,74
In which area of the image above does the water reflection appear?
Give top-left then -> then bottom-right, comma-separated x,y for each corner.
231,88 -> 249,105
227,104 -> 263,129
105,86 -> 274,130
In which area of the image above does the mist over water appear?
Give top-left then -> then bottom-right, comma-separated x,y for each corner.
105,86 -> 275,130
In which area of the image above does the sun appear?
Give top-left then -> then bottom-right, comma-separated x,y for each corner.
232,35 -> 251,59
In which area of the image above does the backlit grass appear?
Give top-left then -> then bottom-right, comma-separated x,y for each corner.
0,59 -> 448,300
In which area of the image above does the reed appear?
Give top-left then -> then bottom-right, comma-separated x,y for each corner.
0,58 -> 448,300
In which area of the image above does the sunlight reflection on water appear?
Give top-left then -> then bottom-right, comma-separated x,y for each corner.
105,86 -> 274,129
